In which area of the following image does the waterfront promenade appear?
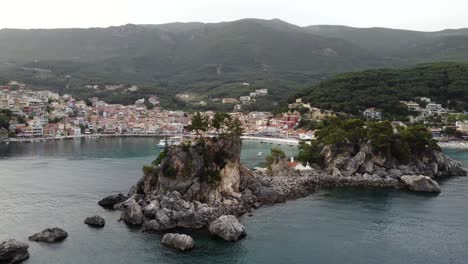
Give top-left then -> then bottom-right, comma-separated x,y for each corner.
438,141 -> 468,149
2,134 -> 300,145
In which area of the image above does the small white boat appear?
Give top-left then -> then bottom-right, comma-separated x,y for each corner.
156,136 -> 182,148
256,152 -> 263,157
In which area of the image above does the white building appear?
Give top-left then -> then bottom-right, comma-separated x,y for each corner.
426,103 -> 446,115
135,98 -> 145,105
456,121 -> 468,132
239,96 -> 251,103
418,97 -> 432,103
363,108 -> 382,120
401,101 -> 420,111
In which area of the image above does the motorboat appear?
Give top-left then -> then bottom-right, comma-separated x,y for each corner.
156,136 -> 182,148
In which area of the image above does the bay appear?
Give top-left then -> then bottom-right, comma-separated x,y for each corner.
0,138 -> 467,264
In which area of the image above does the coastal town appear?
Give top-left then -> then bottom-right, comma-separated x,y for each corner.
1,82 -> 468,147
0,83 -> 309,143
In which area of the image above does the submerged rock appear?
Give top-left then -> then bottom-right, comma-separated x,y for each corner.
209,215 -> 246,241
28,228 -> 68,243
0,239 -> 29,264
84,216 -> 105,227
161,233 -> 195,251
98,193 -> 127,208
400,175 -> 441,193
121,197 -> 143,225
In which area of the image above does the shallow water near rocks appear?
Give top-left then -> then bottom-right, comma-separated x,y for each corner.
0,138 -> 467,264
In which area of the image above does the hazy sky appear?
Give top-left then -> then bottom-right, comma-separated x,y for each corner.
1,0 -> 467,31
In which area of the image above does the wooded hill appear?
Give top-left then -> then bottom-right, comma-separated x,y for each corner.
1,19 -> 468,110
292,62 -> 468,118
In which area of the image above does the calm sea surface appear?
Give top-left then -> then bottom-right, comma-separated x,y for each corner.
0,138 -> 467,264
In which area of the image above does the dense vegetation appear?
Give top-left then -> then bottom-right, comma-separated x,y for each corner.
294,62 -> 468,118
297,118 -> 441,166
265,147 -> 287,169
0,109 -> 12,130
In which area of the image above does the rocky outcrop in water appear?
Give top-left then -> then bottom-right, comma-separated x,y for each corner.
121,136 -> 318,237
0,239 -> 29,264
320,144 -> 467,191
84,216 -> 106,227
209,215 -> 246,241
400,175 -> 441,193
135,137 -> 242,205
161,233 -> 195,251
121,197 -> 143,225
98,193 -> 127,209
28,228 -> 68,243
115,136 -> 466,243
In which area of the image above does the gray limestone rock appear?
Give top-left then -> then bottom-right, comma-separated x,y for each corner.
161,233 -> 195,251
0,239 -> 29,264
84,215 -> 105,227
209,215 -> 246,241
400,175 -> 441,193
28,228 -> 68,243
121,197 -> 143,225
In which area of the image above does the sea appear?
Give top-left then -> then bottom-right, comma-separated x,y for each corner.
0,138 -> 467,264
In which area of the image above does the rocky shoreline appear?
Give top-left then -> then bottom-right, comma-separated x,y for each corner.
111,136 -> 467,244
2,136 -> 466,261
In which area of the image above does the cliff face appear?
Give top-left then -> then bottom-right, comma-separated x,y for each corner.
138,137 -> 242,205
120,136 -> 322,232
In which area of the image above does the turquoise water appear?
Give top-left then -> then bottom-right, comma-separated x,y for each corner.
0,138 -> 467,264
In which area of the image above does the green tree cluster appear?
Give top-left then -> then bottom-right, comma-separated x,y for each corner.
309,117 -> 441,164
0,109 -> 12,130
297,140 -> 323,166
186,112 -> 244,138
265,147 -> 286,168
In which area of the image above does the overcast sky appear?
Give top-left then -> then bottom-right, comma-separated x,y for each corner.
1,0 -> 467,31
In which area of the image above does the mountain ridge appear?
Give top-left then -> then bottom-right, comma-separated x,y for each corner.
1,18 -> 468,110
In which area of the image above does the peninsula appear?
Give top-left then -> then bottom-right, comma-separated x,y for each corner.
105,113 -> 467,244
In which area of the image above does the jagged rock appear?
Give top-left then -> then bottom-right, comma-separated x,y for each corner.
360,161 -> 374,174
432,151 -> 467,177
98,193 -> 127,208
333,154 -> 350,169
143,200 -> 160,218
161,233 -> 195,251
84,216 -> 105,227
209,215 -> 246,241
400,175 -> 441,193
354,151 -> 367,167
28,228 -> 68,243
342,158 -> 359,176
332,167 -> 342,177
0,239 -> 29,264
388,169 -> 403,179
121,197 -> 143,225
142,220 -> 161,232
270,160 -> 300,177
155,208 -> 176,230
